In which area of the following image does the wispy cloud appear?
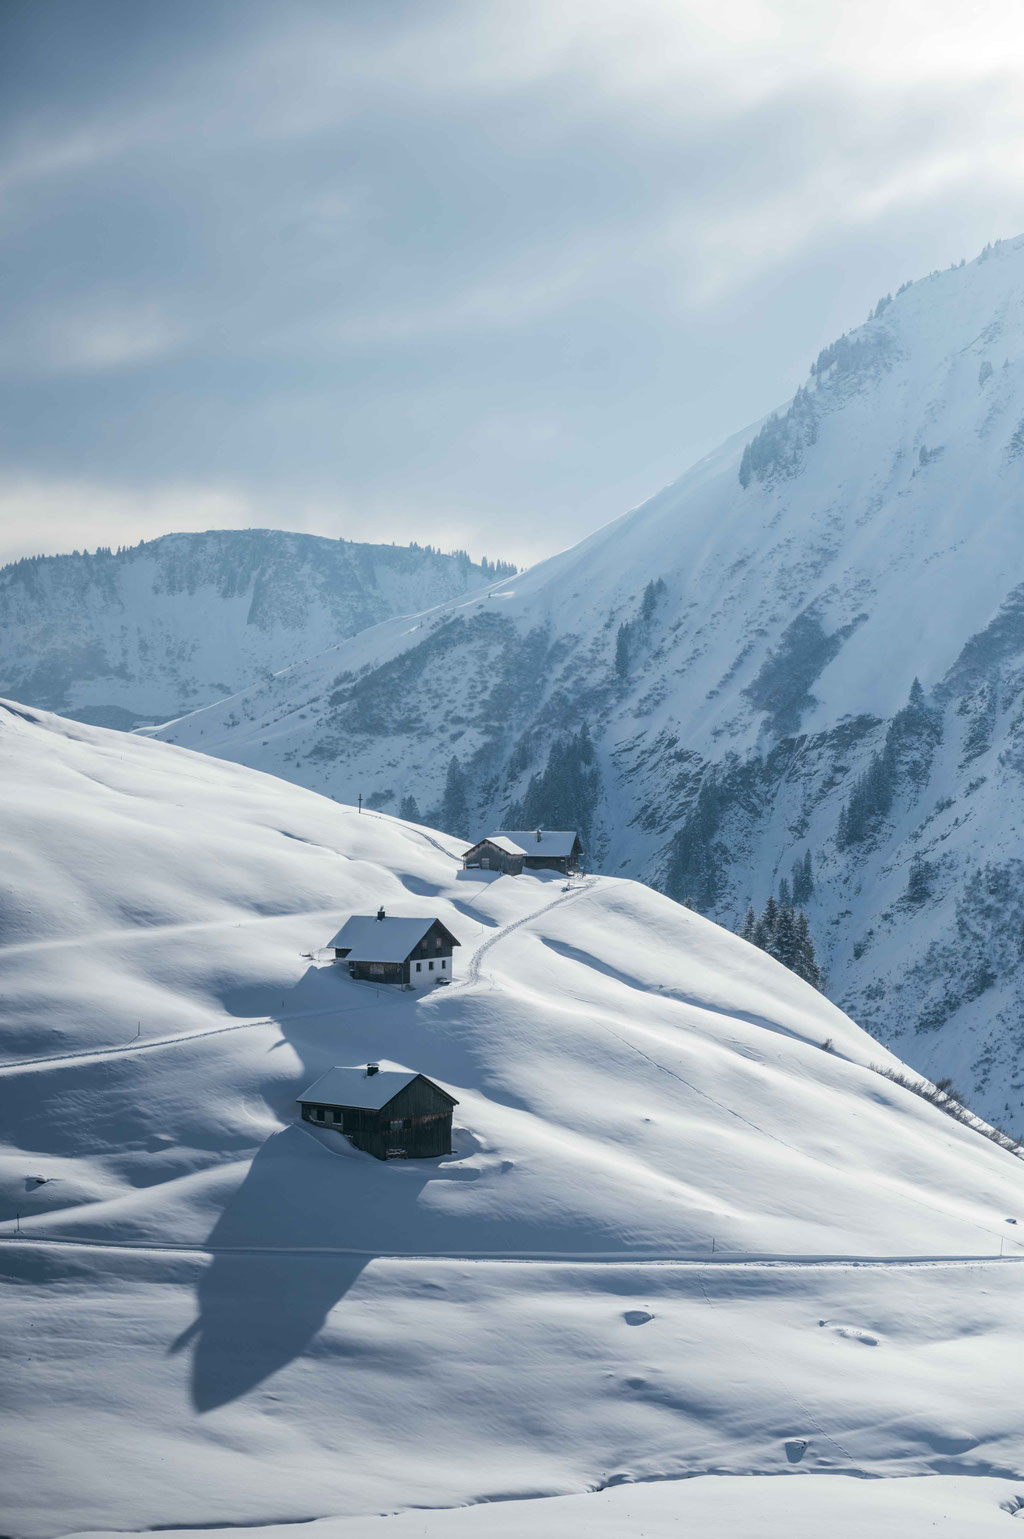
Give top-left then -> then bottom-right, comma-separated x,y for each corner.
2,1 -> 1024,565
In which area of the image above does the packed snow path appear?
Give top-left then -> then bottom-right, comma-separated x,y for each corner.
2,1233 -> 1022,1266
458,876 -> 599,988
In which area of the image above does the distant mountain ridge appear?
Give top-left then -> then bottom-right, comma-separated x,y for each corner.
152,235 -> 1024,1132
0,528 -> 513,727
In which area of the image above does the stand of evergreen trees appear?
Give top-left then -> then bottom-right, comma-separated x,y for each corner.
739,880 -> 821,990
505,725 -> 600,843
615,578 -> 667,677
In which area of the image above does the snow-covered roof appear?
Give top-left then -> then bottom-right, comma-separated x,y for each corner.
464,835 -> 527,857
297,1066 -> 421,1110
327,914 -> 456,961
495,829 -> 581,858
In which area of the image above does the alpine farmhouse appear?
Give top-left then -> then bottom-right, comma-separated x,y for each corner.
327,910 -> 460,987
462,829 -> 583,876
298,1064 -> 458,1159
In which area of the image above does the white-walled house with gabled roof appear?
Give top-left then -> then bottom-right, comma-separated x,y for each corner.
327,909 -> 460,987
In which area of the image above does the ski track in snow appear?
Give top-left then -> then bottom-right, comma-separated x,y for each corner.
1,1233 -> 1020,1267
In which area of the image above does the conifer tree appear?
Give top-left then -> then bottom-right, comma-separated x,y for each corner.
740,905 -> 758,943
791,849 -> 813,905
778,875 -> 792,908
794,910 -> 821,988
755,893 -> 780,951
440,756 -> 470,839
773,905 -> 798,969
399,794 -> 421,823
614,624 -> 630,677
905,854 -> 932,905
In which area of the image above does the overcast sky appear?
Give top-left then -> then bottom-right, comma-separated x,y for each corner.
3,0 -> 1024,569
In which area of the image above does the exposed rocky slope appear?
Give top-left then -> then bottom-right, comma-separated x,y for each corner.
0,529 -> 512,727
154,236 -> 1024,1132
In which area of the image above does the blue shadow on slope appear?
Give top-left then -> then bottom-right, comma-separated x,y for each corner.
171,1128 -> 433,1412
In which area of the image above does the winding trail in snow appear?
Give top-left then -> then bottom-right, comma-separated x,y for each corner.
459,876 -> 599,989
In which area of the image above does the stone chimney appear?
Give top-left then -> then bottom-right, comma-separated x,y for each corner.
366,1063 -> 379,1077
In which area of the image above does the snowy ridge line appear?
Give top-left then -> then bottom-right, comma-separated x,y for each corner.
1,1234 -> 1021,1266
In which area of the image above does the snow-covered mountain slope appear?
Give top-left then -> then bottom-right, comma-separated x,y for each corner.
3,702 -> 1024,1537
153,236 -> 1024,1135
0,530 -> 511,728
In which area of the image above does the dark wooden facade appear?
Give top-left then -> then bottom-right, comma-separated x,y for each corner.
461,839 -> 524,876
520,839 -> 583,875
300,1074 -> 458,1160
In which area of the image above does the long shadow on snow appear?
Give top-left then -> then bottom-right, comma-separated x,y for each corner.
176,959 -> 487,1412
172,1128 -> 432,1411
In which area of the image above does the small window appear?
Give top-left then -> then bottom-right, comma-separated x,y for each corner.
315,1107 -> 325,1122
435,937 -> 443,949
429,959 -> 434,970
390,1119 -> 402,1131
416,961 -> 421,972
332,1109 -> 341,1123
441,958 -> 446,969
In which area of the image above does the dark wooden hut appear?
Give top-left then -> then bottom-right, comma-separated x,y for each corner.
297,1064 -> 458,1159
460,835 -> 526,875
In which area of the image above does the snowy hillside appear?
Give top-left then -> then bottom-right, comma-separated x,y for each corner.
0,530 -> 511,728
154,235 -> 1024,1134
3,701 -> 1024,1537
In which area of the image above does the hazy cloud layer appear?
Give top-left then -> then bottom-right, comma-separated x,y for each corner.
2,0 -> 1024,565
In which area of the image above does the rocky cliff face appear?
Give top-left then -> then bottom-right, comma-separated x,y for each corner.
153,237 -> 1024,1130
0,529 -> 512,726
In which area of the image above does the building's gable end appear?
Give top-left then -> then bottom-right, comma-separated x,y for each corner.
383,1075 -> 458,1111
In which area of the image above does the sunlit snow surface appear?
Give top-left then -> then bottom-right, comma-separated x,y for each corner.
70,1476 -> 1024,1539
2,702 -> 1024,1537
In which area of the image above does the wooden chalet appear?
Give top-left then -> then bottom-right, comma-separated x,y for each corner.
462,829 -> 583,876
297,1064 -> 458,1160
459,835 -> 525,876
328,910 -> 460,987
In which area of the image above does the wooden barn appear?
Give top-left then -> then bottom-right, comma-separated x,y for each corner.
459,835 -> 525,876
463,829 -> 583,876
297,1064 -> 458,1159
327,911 -> 460,987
